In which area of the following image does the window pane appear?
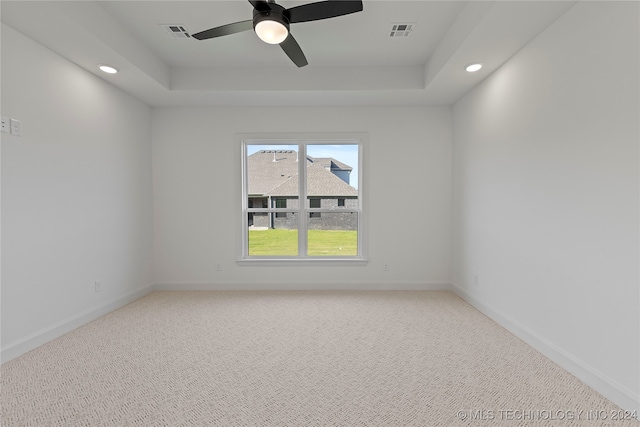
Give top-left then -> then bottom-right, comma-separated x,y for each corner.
247,145 -> 299,210
306,144 -> 358,209
273,210 -> 297,226
307,212 -> 358,256
248,213 -> 298,256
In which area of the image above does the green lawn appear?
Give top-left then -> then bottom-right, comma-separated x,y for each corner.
248,229 -> 357,256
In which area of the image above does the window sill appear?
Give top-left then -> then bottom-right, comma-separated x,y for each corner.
237,258 -> 368,267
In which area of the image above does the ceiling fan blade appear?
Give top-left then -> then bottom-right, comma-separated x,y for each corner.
280,34 -> 308,67
248,0 -> 272,12
286,0 -> 363,24
192,20 -> 253,40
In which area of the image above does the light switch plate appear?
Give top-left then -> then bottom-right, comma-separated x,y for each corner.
10,119 -> 21,136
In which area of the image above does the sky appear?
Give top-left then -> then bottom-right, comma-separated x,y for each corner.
247,143 -> 359,189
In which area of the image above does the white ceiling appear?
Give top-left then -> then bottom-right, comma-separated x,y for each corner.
1,0 -> 576,107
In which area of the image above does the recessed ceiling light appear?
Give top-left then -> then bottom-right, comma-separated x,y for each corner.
99,65 -> 119,74
465,63 -> 483,73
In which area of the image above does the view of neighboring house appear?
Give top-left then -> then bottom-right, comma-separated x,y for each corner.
247,150 -> 358,230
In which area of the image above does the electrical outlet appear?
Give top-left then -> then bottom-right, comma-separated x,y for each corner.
94,280 -> 102,293
384,264 -> 389,271
0,117 -> 8,133
10,119 -> 21,136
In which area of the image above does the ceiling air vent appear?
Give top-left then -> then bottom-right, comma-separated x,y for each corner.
160,24 -> 191,39
389,23 -> 414,38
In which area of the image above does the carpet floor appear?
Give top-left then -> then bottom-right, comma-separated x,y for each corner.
1,290 -> 638,426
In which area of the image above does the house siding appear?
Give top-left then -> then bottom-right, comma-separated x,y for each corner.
307,211 -> 357,230
250,196 -> 358,230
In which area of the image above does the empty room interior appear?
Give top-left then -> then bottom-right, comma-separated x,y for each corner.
1,0 -> 639,425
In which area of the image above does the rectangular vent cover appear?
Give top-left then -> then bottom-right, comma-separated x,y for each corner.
390,23 -> 414,37
160,24 -> 191,39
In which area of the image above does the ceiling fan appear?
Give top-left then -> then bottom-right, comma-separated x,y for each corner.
192,0 -> 364,68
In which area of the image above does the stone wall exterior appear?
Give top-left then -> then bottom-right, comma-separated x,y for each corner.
249,197 -> 358,230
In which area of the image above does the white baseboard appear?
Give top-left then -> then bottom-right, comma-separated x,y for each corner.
1,284 -> 154,364
153,281 -> 452,291
451,283 -> 640,414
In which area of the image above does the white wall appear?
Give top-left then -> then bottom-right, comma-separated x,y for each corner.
152,106 -> 452,289
1,24 -> 154,361
452,1 -> 639,411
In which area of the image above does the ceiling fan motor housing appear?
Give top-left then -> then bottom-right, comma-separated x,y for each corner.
253,3 -> 290,34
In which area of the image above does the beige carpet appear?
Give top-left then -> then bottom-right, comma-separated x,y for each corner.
2,291 -> 638,426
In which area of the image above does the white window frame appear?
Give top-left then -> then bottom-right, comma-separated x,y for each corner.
238,133 -> 368,265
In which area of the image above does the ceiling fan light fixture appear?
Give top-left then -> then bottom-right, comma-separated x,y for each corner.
255,19 -> 288,44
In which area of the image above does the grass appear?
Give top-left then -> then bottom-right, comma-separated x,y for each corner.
249,229 -> 299,256
248,229 -> 357,256
308,230 -> 358,256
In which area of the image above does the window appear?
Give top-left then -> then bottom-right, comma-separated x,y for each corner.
309,198 -> 321,218
240,135 -> 365,262
275,199 -> 287,218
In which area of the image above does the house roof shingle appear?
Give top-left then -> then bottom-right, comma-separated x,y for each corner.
247,150 -> 357,197
307,156 -> 353,172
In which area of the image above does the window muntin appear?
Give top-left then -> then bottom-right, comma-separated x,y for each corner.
241,138 -> 363,261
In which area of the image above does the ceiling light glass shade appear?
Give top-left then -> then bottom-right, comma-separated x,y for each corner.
99,65 -> 119,74
255,20 -> 288,44
465,63 -> 483,73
